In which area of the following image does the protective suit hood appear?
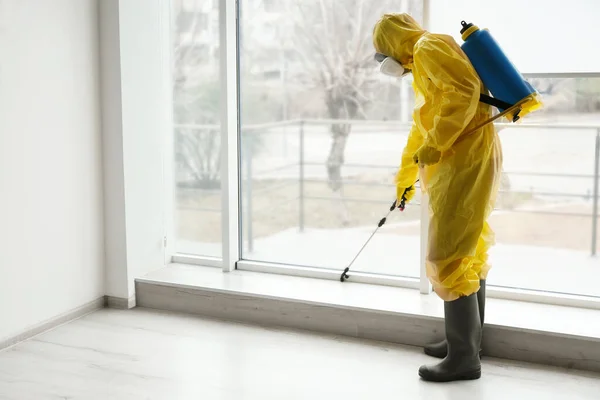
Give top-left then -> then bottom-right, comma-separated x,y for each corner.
372,13 -> 426,69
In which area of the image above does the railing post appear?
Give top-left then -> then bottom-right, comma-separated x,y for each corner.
299,121 -> 305,232
246,132 -> 254,253
592,129 -> 599,256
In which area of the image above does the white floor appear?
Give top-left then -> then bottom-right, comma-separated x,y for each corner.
0,309 -> 599,400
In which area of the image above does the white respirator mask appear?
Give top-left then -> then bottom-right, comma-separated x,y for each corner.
376,53 -> 411,78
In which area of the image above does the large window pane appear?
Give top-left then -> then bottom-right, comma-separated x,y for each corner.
239,0 -> 424,278
172,0 -> 222,257
489,77 -> 600,297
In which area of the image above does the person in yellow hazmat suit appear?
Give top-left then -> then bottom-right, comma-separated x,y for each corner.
373,13 -> 502,382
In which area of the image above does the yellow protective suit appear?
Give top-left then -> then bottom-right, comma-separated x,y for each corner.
373,14 -> 502,302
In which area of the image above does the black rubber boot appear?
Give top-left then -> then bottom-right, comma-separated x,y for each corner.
423,339 -> 447,359
418,293 -> 482,382
424,280 -> 486,359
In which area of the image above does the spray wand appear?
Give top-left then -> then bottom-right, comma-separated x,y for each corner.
339,183 -> 417,282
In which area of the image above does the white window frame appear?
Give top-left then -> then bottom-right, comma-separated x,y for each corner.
219,0 -> 240,272
167,0 -> 600,311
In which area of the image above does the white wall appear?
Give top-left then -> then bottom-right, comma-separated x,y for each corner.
100,0 -> 170,300
118,0 -> 170,296
0,0 -> 104,340
429,0 -> 600,74
99,0 -> 129,301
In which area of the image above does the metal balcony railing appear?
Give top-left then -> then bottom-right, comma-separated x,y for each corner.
175,119 -> 600,256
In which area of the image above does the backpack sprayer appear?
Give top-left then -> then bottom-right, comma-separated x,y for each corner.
340,20 -> 542,283
460,20 -> 542,132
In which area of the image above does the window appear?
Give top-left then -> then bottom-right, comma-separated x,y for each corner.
177,11 -> 208,32
427,0 -> 600,298
429,0 -> 600,75
238,0 -> 421,278
263,0 -> 281,13
488,76 -> 600,297
168,0 -> 600,307
172,0 -> 222,258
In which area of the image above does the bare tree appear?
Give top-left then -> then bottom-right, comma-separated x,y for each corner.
282,0 -> 420,222
288,1 -> 390,186
172,0 -> 424,194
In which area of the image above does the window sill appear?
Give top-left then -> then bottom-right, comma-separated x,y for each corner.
136,264 -> 600,372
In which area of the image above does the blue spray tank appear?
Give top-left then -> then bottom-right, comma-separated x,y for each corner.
459,21 -> 542,123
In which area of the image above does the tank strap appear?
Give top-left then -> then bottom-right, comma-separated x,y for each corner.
479,93 -> 513,110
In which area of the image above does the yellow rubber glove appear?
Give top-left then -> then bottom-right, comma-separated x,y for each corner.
396,184 -> 416,210
413,145 -> 441,166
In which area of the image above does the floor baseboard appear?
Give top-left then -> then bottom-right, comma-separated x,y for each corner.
106,294 -> 137,310
0,296 -> 106,351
